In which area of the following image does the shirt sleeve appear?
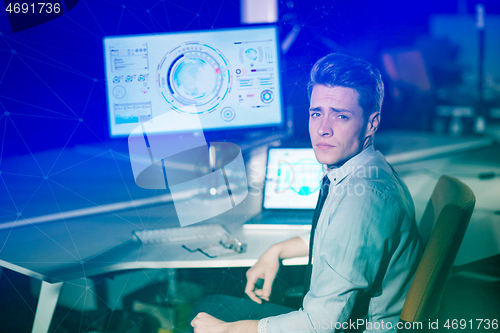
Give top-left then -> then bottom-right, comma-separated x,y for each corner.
265,186 -> 400,333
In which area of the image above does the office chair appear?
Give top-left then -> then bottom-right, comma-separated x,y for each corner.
398,175 -> 475,331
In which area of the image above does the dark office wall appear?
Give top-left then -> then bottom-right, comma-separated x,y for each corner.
1,0 -> 500,158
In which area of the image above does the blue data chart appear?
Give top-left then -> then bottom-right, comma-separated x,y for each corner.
263,148 -> 323,209
276,159 -> 323,196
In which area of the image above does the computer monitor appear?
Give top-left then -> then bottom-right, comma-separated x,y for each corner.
103,26 -> 283,137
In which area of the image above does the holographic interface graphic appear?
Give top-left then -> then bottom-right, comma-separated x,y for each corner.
157,42 -> 231,114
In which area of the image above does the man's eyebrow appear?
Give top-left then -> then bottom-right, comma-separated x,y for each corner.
330,107 -> 353,114
308,106 -> 353,114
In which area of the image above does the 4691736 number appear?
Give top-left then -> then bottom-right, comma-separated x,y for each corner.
444,319 -> 498,330
5,2 -> 61,14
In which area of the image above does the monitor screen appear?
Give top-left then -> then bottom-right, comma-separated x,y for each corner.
103,26 -> 283,137
263,148 -> 324,209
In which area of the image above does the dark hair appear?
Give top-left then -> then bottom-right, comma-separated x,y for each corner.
308,53 -> 384,119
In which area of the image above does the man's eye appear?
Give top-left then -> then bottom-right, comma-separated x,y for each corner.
310,112 -> 321,118
338,115 -> 348,120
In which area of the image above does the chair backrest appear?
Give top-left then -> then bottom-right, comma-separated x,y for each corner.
400,175 -> 475,322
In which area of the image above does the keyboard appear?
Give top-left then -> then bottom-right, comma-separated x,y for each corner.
132,224 -> 230,244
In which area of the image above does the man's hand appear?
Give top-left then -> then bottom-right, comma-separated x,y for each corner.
245,245 -> 280,303
245,236 -> 309,304
191,313 -> 258,333
191,312 -> 230,333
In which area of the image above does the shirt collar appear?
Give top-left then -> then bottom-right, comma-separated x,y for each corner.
325,145 -> 376,186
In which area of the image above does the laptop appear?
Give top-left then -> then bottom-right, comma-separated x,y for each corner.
243,147 -> 323,230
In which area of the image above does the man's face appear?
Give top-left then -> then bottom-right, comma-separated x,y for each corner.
309,85 -> 368,167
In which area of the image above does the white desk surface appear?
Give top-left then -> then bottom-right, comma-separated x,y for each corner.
0,198 -> 308,283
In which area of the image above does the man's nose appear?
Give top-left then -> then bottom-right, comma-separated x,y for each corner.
317,119 -> 332,136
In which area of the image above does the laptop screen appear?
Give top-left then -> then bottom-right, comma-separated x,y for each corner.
263,148 -> 324,209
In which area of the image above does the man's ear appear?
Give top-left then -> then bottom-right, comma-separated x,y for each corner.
365,112 -> 380,138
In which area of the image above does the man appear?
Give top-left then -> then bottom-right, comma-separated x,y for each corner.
191,53 -> 423,333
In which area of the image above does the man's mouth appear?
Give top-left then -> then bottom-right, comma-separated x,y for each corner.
316,143 -> 335,150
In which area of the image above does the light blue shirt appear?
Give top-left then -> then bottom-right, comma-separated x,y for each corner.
262,146 -> 423,333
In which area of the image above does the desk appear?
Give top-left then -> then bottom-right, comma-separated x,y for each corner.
0,201 -> 308,333
0,132 -> 498,333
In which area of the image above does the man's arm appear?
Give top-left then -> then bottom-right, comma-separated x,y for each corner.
273,235 -> 310,259
245,236 -> 308,303
191,237 -> 308,333
191,313 -> 259,333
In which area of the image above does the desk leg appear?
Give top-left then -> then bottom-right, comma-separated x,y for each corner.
166,269 -> 177,297
31,281 -> 63,333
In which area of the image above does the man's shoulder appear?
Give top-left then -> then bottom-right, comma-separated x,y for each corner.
345,151 -> 414,215
346,150 -> 394,190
